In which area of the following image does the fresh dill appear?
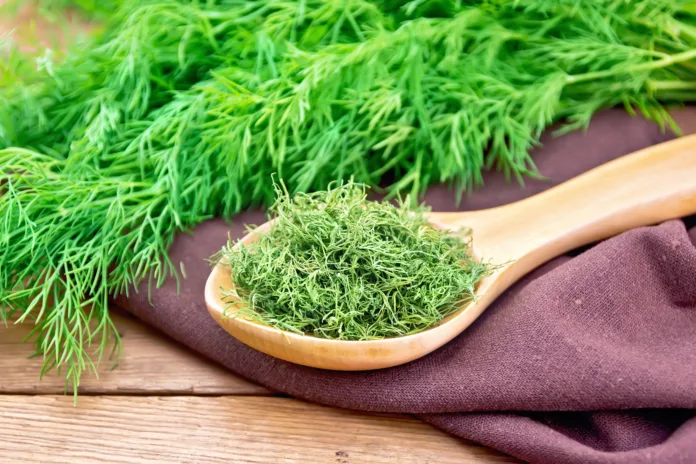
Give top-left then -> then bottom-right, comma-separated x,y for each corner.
215,182 -> 492,340
1,0 -> 696,389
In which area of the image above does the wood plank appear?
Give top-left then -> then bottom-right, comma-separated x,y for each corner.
0,311 -> 271,395
0,396 -> 518,464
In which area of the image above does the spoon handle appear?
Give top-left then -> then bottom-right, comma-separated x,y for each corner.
437,134 -> 696,270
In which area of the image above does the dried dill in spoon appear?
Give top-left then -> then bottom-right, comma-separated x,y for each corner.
214,182 -> 493,340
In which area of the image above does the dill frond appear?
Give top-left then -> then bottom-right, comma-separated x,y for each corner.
2,0 -> 696,388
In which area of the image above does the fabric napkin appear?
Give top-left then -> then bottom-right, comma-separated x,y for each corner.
116,108 -> 696,464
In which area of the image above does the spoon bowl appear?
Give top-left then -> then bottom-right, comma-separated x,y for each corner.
205,135 -> 696,370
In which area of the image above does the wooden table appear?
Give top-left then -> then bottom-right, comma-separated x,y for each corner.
0,310 -> 519,463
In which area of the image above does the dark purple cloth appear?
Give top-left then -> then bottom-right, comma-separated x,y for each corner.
116,108 -> 696,464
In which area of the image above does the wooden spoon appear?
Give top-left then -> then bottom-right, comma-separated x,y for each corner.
205,135 -> 696,371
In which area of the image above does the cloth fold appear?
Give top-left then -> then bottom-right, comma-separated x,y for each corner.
116,109 -> 696,464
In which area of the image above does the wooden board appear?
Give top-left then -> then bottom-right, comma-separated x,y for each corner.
0,313 -> 518,463
0,311 -> 271,395
0,396 -> 516,464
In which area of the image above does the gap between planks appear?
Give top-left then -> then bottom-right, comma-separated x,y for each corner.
0,395 -> 518,464
0,309 -> 272,396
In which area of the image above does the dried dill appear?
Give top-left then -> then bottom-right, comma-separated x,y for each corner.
215,182 -> 492,340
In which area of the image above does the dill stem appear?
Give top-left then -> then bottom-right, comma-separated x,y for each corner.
652,90 -> 696,101
648,80 -> 696,91
566,49 -> 696,85
672,19 -> 696,44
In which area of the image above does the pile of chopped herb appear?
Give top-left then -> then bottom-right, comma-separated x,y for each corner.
2,0 -> 696,388
216,182 -> 491,340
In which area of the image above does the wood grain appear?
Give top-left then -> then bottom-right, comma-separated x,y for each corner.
0,396 -> 517,464
0,311 -> 270,395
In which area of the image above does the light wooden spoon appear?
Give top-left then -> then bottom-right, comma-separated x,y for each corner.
205,135 -> 696,371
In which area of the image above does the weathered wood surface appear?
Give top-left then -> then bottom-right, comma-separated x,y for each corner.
0,311 -> 270,395
1,311 -> 519,463
0,395 -> 517,464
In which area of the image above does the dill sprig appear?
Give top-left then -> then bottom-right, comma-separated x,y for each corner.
2,0 -> 696,388
216,182 -> 491,340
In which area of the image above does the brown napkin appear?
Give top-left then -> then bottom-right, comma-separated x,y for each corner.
116,108 -> 696,464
